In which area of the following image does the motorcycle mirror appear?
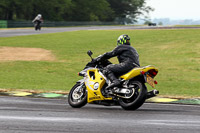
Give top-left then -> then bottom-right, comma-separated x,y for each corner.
87,50 -> 93,61
87,50 -> 93,57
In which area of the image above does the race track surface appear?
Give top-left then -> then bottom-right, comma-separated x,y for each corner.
0,26 -> 142,37
0,96 -> 200,133
1,26 -> 200,37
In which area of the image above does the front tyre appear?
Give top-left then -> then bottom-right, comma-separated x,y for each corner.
68,82 -> 87,108
119,81 -> 147,110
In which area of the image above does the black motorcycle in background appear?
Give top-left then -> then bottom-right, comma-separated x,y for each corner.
33,20 -> 42,31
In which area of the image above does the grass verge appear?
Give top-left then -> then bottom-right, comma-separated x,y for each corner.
0,29 -> 199,97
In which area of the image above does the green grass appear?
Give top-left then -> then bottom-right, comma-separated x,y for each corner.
174,25 -> 200,27
0,29 -> 200,97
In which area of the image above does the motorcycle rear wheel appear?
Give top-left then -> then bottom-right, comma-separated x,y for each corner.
68,82 -> 87,108
119,80 -> 147,110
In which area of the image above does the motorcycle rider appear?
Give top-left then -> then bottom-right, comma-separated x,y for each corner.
32,14 -> 43,30
97,34 -> 140,90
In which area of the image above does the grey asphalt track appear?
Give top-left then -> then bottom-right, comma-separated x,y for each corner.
1,26 -> 200,37
0,26 -> 143,37
0,96 -> 199,133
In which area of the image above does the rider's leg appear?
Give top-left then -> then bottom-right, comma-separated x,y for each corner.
104,63 -> 135,89
105,70 -> 120,89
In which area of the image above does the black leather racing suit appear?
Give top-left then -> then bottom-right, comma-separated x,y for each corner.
102,44 -> 140,77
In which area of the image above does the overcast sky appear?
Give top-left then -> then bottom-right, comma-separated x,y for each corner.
146,0 -> 200,20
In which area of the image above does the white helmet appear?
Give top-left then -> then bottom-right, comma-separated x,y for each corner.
37,14 -> 42,18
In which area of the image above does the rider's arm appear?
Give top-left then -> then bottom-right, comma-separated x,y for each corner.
32,16 -> 37,23
101,46 -> 123,60
32,18 -> 36,23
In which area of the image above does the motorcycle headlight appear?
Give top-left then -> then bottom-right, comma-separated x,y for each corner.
93,82 -> 99,90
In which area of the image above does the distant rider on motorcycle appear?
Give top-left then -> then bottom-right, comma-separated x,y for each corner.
96,34 -> 140,89
32,14 -> 43,30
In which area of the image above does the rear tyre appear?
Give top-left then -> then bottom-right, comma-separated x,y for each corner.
119,80 -> 147,110
68,82 -> 87,108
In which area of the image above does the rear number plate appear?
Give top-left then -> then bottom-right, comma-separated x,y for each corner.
147,75 -> 155,88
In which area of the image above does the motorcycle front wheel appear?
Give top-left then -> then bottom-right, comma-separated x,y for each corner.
119,80 -> 147,110
68,82 -> 87,108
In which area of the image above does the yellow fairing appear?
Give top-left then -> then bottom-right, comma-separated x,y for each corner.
120,65 -> 158,80
84,69 -> 112,103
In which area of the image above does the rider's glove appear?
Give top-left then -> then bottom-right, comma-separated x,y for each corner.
92,55 -> 103,63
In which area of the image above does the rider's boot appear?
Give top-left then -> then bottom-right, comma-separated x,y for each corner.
105,72 -> 120,90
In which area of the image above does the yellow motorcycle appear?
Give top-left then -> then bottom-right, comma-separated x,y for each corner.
68,51 -> 159,110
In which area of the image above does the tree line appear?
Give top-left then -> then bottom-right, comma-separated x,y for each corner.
0,0 -> 152,22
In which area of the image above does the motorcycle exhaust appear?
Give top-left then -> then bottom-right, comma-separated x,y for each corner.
146,89 -> 159,99
109,87 -> 134,99
113,88 -> 132,94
